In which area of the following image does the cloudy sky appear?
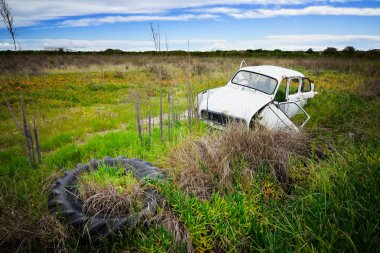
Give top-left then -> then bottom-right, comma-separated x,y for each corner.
0,0 -> 380,51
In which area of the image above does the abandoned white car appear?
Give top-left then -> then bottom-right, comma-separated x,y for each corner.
196,63 -> 317,132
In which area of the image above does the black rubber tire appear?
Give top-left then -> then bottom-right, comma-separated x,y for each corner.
48,156 -> 165,238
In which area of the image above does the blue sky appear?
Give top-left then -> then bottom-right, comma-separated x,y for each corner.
1,0 -> 380,51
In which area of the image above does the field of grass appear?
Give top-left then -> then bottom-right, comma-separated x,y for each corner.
0,53 -> 379,252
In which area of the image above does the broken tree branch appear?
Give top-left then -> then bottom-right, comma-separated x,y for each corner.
20,88 -> 35,165
134,95 -> 143,146
2,90 -> 23,136
159,88 -> 163,142
167,90 -> 171,141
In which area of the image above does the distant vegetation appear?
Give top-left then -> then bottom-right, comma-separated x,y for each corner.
0,46 -> 379,59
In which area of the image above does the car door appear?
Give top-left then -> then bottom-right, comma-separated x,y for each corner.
299,78 -> 316,107
278,102 -> 310,129
286,77 -> 302,103
257,104 -> 298,132
284,77 -> 302,118
257,102 -> 310,132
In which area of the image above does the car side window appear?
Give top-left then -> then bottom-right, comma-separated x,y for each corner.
301,78 -> 311,92
288,79 -> 300,95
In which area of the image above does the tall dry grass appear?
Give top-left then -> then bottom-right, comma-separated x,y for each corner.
1,53 -> 376,74
78,184 -> 145,218
77,166 -> 146,217
0,200 -> 69,253
168,124 -> 310,199
147,207 -> 194,253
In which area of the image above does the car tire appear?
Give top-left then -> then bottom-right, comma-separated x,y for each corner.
47,156 -> 165,238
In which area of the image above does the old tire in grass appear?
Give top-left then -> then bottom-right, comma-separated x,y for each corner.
47,156 -> 165,238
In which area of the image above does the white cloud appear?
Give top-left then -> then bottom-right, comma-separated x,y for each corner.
2,34 -> 379,51
266,34 -> 380,43
1,1 -> 364,27
235,34 -> 380,50
4,38 -> 230,51
59,14 -> 218,27
191,7 -> 241,14
226,6 -> 380,19
39,39 -> 153,51
0,42 -> 12,50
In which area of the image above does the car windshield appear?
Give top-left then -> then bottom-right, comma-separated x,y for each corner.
231,70 -> 278,94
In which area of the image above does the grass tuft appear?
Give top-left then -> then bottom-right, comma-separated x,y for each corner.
78,164 -> 144,216
169,123 -> 310,199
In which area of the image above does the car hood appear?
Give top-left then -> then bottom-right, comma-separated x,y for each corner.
199,85 -> 272,120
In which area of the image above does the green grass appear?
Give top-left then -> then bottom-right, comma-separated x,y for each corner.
78,164 -> 144,214
152,140 -> 379,252
79,164 -> 140,195
0,56 -> 379,252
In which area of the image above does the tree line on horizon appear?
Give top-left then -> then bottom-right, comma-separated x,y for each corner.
0,46 -> 379,58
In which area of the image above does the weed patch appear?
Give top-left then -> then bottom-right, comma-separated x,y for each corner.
78,164 -> 144,216
0,55 -> 379,252
169,124 -> 310,199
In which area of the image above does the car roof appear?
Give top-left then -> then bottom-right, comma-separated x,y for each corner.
240,65 -> 304,82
